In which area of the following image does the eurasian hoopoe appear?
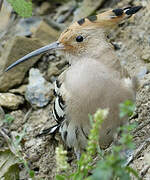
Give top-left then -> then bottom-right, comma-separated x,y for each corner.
5,6 -> 142,158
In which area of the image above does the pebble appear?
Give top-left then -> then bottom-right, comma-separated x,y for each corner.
0,36 -> 43,92
25,68 -> 53,108
0,93 -> 24,110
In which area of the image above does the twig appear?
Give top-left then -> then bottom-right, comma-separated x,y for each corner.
23,107 -> 32,123
0,128 -> 11,144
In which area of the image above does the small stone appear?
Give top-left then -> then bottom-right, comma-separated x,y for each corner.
25,68 -> 53,108
0,93 -> 24,110
0,36 -> 43,92
142,53 -> 150,62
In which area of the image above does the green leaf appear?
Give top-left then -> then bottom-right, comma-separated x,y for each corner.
3,114 -> 14,124
29,170 -> 35,178
119,100 -> 135,118
92,165 -> 112,180
55,175 -> 66,180
125,166 -> 141,180
7,0 -> 32,17
3,164 -> 19,180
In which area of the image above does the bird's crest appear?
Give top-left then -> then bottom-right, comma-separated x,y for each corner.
68,6 -> 142,30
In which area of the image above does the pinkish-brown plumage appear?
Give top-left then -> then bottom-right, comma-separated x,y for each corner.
5,6 -> 142,158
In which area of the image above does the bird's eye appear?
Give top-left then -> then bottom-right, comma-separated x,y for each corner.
76,35 -> 84,42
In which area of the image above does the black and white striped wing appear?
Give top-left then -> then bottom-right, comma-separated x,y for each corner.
37,78 -> 66,137
53,80 -> 65,123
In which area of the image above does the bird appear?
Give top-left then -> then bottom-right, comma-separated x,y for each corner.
5,6 -> 142,159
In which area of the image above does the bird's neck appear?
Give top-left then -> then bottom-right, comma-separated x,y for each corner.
95,45 -> 123,73
66,45 -> 128,78
101,46 -> 129,78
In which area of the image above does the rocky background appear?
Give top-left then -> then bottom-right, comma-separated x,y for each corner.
0,0 -> 150,179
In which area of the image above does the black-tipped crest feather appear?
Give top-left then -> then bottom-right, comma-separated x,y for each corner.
124,6 -> 142,15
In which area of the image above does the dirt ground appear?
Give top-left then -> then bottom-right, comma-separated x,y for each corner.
0,0 -> 150,179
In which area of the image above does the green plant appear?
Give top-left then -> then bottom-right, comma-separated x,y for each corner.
74,109 -> 108,179
3,114 -> 14,124
91,123 -> 139,180
9,125 -> 35,178
55,109 -> 108,180
56,145 -> 70,173
119,100 -> 135,118
55,100 -> 139,180
7,0 -> 32,17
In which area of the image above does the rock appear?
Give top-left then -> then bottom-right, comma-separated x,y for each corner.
9,110 -> 25,131
32,21 -> 60,45
9,84 -> 27,96
37,2 -> 51,15
47,63 -> 60,78
47,60 -> 68,78
0,36 -> 43,92
25,68 -> 53,108
0,93 -> 24,110
73,0 -> 105,21
15,17 -> 42,37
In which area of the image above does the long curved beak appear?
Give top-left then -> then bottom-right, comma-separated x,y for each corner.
5,41 -> 64,72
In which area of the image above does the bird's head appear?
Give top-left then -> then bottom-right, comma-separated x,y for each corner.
5,6 -> 142,71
